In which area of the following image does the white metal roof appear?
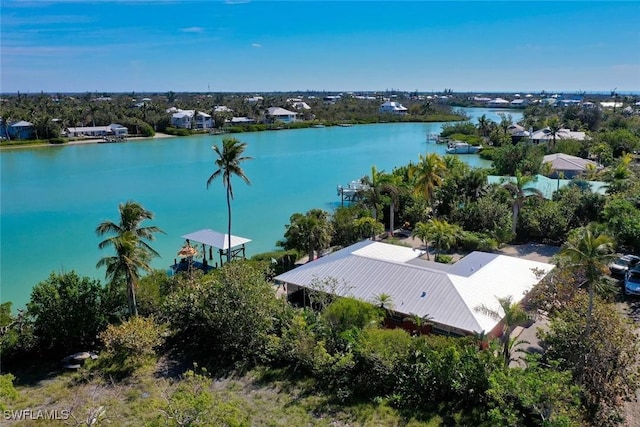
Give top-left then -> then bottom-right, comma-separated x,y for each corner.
275,241 -> 554,334
267,107 -> 297,116
181,229 -> 251,250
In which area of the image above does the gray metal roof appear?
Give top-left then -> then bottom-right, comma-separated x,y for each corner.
276,241 -> 554,334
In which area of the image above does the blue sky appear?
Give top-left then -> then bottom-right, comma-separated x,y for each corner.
1,1 -> 639,93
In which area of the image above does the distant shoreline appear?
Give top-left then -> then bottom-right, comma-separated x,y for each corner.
0,132 -> 177,150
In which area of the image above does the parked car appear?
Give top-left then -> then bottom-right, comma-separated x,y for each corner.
624,266 -> 640,296
609,254 -> 640,278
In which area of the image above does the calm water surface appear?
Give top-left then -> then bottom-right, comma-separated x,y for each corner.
1,108 -> 521,308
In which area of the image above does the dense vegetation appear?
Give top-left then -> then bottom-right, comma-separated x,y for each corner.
1,96 -> 640,425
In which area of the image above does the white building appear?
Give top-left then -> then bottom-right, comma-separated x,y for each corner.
66,123 -> 128,138
170,110 -> 213,129
379,101 -> 408,115
266,107 -> 297,123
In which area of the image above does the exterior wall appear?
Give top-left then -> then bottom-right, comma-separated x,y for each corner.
7,126 -> 34,140
270,114 -> 296,123
171,115 -> 192,129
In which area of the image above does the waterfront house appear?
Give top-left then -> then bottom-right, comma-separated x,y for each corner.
266,107 -> 297,124
379,101 -> 408,115
1,120 -> 34,140
487,98 -> 510,108
65,123 -> 128,138
488,174 -> 607,199
229,117 -> 256,124
275,240 -> 553,337
171,110 -> 193,129
530,127 -> 587,144
193,111 -> 213,129
507,124 -> 530,143
541,153 -> 601,179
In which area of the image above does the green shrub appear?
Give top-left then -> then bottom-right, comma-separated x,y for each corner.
98,316 -> 166,377
458,231 -> 499,252
48,137 -> 66,144
435,254 -> 453,264
0,374 -> 19,411
27,271 -> 110,358
251,250 -> 298,275
164,127 -> 191,136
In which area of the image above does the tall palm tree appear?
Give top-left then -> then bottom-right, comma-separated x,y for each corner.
409,152 -> 447,211
96,201 -> 164,316
477,114 -> 491,138
360,166 -> 401,234
411,221 -> 432,260
475,296 -> 530,367
559,225 -> 615,341
546,116 -> 562,150
502,170 -> 543,236
207,137 -> 252,263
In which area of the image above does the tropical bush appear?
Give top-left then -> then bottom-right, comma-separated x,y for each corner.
27,271 -> 111,358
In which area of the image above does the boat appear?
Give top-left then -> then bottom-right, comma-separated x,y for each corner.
445,141 -> 482,154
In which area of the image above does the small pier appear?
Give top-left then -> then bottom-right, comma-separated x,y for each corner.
101,135 -> 127,143
337,179 -> 367,206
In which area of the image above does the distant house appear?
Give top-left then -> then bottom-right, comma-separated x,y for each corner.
214,106 -> 233,114
379,101 -> 408,115
229,117 -> 256,124
487,98 -> 510,107
66,123 -> 128,138
290,101 -> 311,110
1,120 -> 34,140
275,241 -> 554,337
193,111 -> 213,129
541,153 -> 601,179
510,99 -> 529,108
171,111 -> 193,129
507,124 -> 530,143
245,96 -> 264,103
266,107 -> 297,123
488,174 -> 607,199
530,127 -> 587,144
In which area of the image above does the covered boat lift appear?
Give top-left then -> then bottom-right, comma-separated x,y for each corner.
171,228 -> 252,273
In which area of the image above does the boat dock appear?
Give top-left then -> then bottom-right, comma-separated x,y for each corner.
337,179 -> 367,206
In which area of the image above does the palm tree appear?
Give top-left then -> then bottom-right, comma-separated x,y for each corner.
409,152 -> 447,211
207,137 -> 252,263
477,114 -> 491,138
283,209 -> 333,262
96,201 -> 164,316
426,218 -> 461,259
559,225 -> 615,341
403,313 -> 433,336
372,293 -> 394,311
502,170 -> 543,236
475,296 -> 530,367
360,166 -> 402,234
546,116 -> 562,150
411,221 -> 432,260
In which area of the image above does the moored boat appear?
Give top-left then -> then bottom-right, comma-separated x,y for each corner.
445,141 -> 482,154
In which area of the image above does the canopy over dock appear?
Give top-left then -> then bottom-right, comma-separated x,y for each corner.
171,229 -> 252,274
181,229 -> 251,266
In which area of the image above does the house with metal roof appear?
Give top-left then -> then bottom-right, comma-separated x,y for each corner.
267,107 -> 298,123
65,123 -> 128,138
530,128 -> 587,144
379,101 -> 408,115
542,153 -> 601,178
488,174 -> 608,200
275,240 -> 554,337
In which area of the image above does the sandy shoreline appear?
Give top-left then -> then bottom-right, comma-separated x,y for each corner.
0,132 -> 177,150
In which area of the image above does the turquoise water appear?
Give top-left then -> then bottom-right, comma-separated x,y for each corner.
0,108 -> 521,309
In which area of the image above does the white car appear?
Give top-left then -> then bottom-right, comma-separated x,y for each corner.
610,255 -> 640,278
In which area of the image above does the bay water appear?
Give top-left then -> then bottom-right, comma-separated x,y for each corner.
0,108 -> 521,309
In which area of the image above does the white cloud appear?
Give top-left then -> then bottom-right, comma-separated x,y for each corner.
251,43 -> 262,48
181,26 -> 204,33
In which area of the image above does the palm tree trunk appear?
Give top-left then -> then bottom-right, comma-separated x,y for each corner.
128,277 -> 138,317
389,201 -> 395,236
512,203 -> 519,235
226,179 -> 232,264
